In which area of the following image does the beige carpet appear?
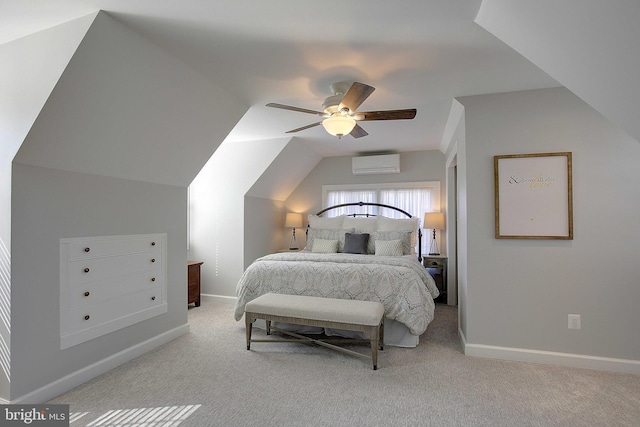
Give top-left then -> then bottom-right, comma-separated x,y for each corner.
50,300 -> 640,426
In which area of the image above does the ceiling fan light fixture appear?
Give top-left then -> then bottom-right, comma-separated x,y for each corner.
266,81 -> 416,139
322,115 -> 356,138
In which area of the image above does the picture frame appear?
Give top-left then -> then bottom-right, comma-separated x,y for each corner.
494,152 -> 573,240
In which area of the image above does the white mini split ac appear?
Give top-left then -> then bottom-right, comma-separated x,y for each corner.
352,154 -> 400,175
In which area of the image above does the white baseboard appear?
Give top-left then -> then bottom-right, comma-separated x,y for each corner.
10,323 -> 190,404
200,293 -> 236,304
458,326 -> 467,350
464,339 -> 640,375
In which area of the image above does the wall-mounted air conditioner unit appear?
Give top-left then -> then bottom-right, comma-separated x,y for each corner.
352,154 -> 400,175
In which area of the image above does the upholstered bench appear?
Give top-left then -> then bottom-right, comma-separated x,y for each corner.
244,293 -> 385,370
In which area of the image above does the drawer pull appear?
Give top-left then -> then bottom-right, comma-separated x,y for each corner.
84,315 -> 90,321
84,247 -> 90,253
151,277 -> 156,282
151,258 -> 156,263
84,267 -> 90,273
84,291 -> 90,297
151,241 -> 156,246
151,296 -> 156,301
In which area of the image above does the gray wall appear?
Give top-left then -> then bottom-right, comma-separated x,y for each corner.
459,87 -> 640,362
11,165 -> 187,399
244,196 -> 285,267
7,11 -> 246,401
189,138 -> 322,299
189,139 -> 291,299
443,103 -> 466,316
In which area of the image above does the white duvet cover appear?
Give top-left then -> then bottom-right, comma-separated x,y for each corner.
234,252 -> 439,336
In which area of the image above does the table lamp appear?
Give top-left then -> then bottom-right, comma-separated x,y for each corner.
424,212 -> 445,255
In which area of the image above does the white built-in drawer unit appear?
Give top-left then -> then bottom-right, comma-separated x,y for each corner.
60,234 -> 168,349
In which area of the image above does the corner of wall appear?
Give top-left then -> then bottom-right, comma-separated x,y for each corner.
440,99 -> 465,155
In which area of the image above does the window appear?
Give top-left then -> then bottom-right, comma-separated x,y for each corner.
322,182 -> 441,252
323,189 -> 377,216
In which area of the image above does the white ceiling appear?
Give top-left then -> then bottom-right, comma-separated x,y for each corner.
1,0 -> 559,157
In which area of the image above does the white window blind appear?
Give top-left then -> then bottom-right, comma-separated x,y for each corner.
379,188 -> 432,220
325,190 -> 377,216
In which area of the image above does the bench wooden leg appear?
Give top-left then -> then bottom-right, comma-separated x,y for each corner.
245,315 -> 253,350
370,325 -> 379,370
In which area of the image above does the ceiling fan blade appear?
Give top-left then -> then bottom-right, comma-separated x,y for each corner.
338,82 -> 375,113
285,121 -> 322,133
349,123 -> 368,139
357,109 -> 417,121
266,103 -> 326,116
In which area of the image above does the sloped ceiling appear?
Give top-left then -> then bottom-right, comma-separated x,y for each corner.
1,1 -> 561,158
0,12 -> 96,162
14,12 -> 247,187
476,0 -> 640,143
3,2 -> 638,160
246,138 -> 323,201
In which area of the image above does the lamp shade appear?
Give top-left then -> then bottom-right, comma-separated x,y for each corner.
424,212 -> 445,230
285,212 -> 303,228
322,116 -> 356,138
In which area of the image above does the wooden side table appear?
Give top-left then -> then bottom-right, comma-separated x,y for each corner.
423,256 -> 447,304
187,261 -> 203,307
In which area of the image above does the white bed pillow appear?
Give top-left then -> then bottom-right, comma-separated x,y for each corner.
306,228 -> 354,252
368,230 -> 412,255
343,216 -> 378,233
377,216 -> 419,253
375,239 -> 404,256
307,214 -> 345,230
378,216 -> 419,233
311,238 -> 339,253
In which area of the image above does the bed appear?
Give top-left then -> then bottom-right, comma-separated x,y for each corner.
234,202 -> 440,347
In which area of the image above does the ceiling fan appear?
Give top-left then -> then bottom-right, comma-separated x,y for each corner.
266,81 -> 417,139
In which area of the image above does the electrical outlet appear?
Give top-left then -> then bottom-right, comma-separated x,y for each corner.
568,314 -> 581,330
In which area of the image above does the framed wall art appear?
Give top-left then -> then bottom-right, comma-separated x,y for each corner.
494,152 -> 573,240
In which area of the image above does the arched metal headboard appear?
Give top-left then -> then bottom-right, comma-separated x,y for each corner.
315,201 -> 412,218
312,201 -> 423,261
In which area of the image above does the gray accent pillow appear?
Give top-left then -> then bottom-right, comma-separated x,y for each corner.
343,233 -> 370,254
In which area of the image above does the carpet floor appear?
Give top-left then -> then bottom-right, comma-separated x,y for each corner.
49,300 -> 640,426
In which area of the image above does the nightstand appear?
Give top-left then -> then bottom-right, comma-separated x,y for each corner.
187,261 -> 203,307
423,256 -> 447,304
